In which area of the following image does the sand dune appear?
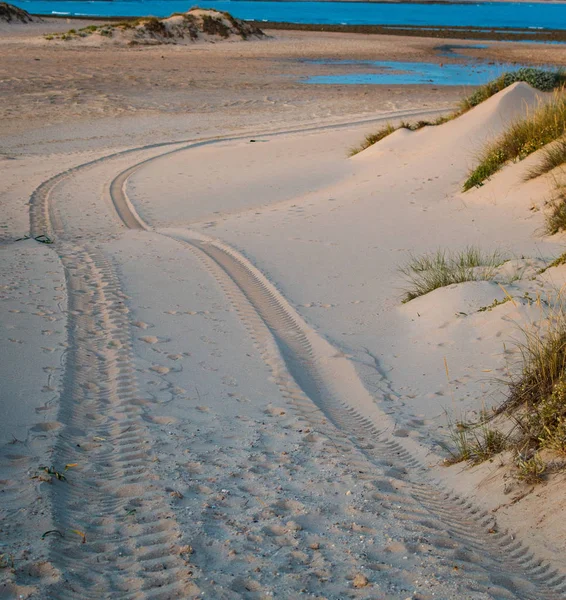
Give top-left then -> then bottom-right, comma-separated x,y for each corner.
41,9 -> 265,46
2,63 -> 566,600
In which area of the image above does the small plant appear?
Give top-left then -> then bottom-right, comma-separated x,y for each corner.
478,297 -> 510,312
515,452 -> 546,483
544,251 -> 566,270
399,247 -> 506,303
141,16 -> 169,36
446,419 -> 508,465
459,68 -> 566,113
350,115 -> 453,156
544,187 -> 566,235
44,34 -> 54,40
0,554 -> 14,569
39,465 -> 67,481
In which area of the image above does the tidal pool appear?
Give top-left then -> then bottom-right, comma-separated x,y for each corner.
304,59 -> 530,86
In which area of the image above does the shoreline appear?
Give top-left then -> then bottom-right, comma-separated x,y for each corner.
33,15 -> 566,42
262,21 -> 566,41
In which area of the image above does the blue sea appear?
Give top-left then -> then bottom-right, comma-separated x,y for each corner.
9,0 -> 566,30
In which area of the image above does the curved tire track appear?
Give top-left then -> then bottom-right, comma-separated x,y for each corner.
28,116 -> 566,599
111,142 -> 566,600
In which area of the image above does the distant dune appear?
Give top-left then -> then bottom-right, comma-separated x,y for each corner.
44,8 -> 266,45
0,2 -> 36,23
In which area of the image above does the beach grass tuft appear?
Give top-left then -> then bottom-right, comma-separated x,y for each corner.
446,419 -> 508,465
450,301 -> 566,480
399,247 -> 506,303
544,187 -> 566,235
349,123 -> 397,156
527,138 -> 566,180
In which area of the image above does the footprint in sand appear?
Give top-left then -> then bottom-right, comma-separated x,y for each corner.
132,321 -> 151,329
139,336 -> 159,344
149,365 -> 170,375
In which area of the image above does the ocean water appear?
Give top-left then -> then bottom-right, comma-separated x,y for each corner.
9,0 -> 566,30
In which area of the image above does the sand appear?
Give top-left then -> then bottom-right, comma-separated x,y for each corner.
2,23 -> 566,600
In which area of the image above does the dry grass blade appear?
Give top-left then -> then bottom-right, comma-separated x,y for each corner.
544,186 -> 566,235
349,123 -> 396,156
527,137 -> 566,180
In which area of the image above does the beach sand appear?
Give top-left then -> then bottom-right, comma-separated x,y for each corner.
2,23 -> 566,599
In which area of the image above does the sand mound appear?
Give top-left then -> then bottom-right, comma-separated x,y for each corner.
44,8 -> 265,45
355,81 -> 547,164
0,2 -> 35,23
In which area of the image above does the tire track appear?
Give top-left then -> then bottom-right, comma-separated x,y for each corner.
27,152 -> 205,599
45,243 -> 197,599
109,148 -> 566,599
29,106 -> 448,239
27,115 -> 566,598
26,114 -> 449,596
162,235 -> 566,599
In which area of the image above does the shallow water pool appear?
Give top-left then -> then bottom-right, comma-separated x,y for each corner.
304,59 -> 531,86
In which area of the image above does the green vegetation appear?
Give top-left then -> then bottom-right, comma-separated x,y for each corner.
544,188 -> 566,235
351,68 -> 566,158
450,306 -> 566,482
399,247 -> 506,303
349,116 -> 452,156
201,14 -> 230,38
464,92 -> 566,190
42,9 -> 258,43
460,67 -> 566,113
446,419 -> 508,465
349,124 -> 396,155
477,296 -> 510,312
544,250 -> 566,270
527,138 -> 566,180
142,16 -> 170,36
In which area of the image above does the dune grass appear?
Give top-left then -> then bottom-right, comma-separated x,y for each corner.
446,417 -> 508,465
527,138 -> 566,180
399,247 -> 506,303
449,302 -> 566,481
544,187 -> 566,235
459,67 -> 566,113
464,92 -> 566,191
350,68 -> 566,157
349,115 -> 453,156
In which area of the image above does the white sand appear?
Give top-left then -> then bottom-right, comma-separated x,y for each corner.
2,72 -> 566,599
